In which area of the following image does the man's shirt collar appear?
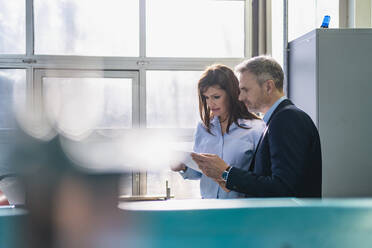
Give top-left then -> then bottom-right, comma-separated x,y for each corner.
263,96 -> 287,124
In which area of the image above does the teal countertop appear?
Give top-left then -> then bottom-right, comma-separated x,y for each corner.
0,207 -> 27,248
0,206 -> 27,216
2,199 -> 372,247
119,198 -> 372,248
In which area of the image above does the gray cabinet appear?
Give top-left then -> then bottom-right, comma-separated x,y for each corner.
289,29 -> 372,197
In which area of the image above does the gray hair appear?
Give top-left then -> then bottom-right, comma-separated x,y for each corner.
235,55 -> 284,91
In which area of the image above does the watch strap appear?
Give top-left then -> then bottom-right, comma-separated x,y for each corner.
221,166 -> 232,181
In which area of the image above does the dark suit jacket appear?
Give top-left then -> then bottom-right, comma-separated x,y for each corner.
226,99 -> 322,197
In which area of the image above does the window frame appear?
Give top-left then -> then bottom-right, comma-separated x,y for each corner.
0,0 -> 252,197
33,69 -> 140,128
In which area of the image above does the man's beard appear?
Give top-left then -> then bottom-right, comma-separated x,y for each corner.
246,98 -> 265,113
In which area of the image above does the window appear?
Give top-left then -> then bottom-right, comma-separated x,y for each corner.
288,0 -> 339,41
316,0 -> 339,29
0,0 -> 248,199
0,0 -> 25,54
146,70 -> 200,128
36,70 -> 138,138
34,0 -> 139,56
0,69 -> 26,129
271,0 -> 284,67
146,0 -> 245,57
270,0 -> 339,76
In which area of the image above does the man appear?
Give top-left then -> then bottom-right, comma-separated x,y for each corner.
192,56 -> 322,197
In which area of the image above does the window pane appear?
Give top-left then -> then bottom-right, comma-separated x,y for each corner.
288,0 -> 316,41
316,0 -> 339,28
288,0 -> 339,41
146,141 -> 200,199
146,71 -> 200,128
34,0 -> 139,56
0,0 -> 25,54
43,77 -> 132,137
0,69 -> 26,129
147,0 -> 245,57
147,170 -> 201,199
271,0 -> 284,67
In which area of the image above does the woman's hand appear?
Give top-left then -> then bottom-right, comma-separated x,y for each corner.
170,163 -> 187,172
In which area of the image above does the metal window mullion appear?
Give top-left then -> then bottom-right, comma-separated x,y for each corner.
27,67 -> 34,112
283,0 -> 288,95
32,68 -> 44,130
138,69 -> 146,128
139,0 -> 146,58
132,173 -> 140,196
132,0 -> 146,198
144,58 -> 243,70
7,55 -> 243,70
28,55 -> 140,70
25,0 -> 34,57
128,66 -> 143,196
132,71 -> 140,129
135,68 -> 147,196
266,0 -> 272,55
138,0 -> 147,196
245,0 -> 253,58
26,0 -> 35,112
339,0 -> 349,28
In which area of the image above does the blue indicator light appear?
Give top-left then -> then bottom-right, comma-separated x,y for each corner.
321,15 -> 331,28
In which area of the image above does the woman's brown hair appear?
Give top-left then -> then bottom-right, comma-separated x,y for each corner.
198,64 -> 259,134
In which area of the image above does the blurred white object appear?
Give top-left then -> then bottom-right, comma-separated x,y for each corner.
172,151 -> 201,173
0,176 -> 25,205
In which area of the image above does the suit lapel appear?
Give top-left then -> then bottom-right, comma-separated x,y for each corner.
266,99 -> 293,125
248,99 -> 294,171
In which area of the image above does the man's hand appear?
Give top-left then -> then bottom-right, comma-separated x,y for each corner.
191,153 -> 228,180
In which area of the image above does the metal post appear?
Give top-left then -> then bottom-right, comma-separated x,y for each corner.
283,0 -> 289,96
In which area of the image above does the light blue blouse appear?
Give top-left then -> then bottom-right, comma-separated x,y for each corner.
181,116 -> 265,199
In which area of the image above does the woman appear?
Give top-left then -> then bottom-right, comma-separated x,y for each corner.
172,64 -> 265,199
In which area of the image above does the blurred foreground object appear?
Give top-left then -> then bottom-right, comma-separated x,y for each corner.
0,189 -> 10,206
7,127 -> 129,248
0,175 -> 24,205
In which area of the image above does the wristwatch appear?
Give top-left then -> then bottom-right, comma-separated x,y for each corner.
221,166 -> 232,182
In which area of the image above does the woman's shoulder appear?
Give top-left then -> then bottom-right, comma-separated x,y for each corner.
237,118 -> 265,130
196,118 -> 218,130
194,121 -> 209,135
195,120 -> 206,130
236,119 -> 265,146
